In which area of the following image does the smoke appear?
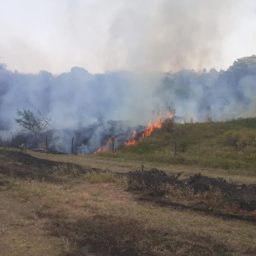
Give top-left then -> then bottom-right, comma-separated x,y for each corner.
0,55 -> 255,127
0,66 -> 132,130
106,0 -> 237,72
1,55 -> 256,151
1,1 -> 256,152
1,1 -> 256,73
158,56 -> 256,121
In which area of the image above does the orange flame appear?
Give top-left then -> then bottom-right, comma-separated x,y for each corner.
125,111 -> 174,146
142,118 -> 163,138
124,130 -> 137,146
94,110 -> 175,152
95,137 -> 113,153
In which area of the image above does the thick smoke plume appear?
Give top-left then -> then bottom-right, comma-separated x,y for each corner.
1,1 -> 255,73
107,0 -> 235,72
0,56 -> 256,152
1,1 -> 256,152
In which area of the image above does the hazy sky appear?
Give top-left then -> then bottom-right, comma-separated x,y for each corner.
1,0 -> 256,74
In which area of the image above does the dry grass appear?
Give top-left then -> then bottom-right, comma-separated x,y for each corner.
26,149 -> 256,184
85,171 -> 116,184
1,148 -> 256,255
3,177 -> 255,256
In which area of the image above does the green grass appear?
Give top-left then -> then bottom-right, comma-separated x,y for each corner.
108,118 -> 256,175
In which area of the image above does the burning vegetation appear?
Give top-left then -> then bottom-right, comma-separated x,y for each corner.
95,136 -> 116,154
94,110 -> 175,153
125,110 -> 175,147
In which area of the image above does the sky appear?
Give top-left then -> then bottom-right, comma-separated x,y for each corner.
0,0 -> 256,74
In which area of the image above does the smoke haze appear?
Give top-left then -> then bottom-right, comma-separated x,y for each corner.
1,0 -> 256,73
1,55 -> 256,152
1,1 -> 256,152
1,56 -> 256,130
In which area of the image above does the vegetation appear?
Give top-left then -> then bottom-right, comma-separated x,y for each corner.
85,171 -> 116,183
16,109 -> 50,135
0,148 -> 256,255
117,118 -> 256,175
2,117 -> 256,254
14,109 -> 51,150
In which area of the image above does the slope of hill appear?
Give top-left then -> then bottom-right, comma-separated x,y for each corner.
119,118 -> 256,175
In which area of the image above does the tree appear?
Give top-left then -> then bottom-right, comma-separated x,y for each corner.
15,110 -> 50,135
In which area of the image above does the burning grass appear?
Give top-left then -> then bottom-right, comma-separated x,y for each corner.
94,110 -> 175,153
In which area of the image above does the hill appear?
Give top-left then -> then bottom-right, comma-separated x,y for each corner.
119,118 -> 256,175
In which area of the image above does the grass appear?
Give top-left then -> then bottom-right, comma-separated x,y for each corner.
0,149 -> 256,255
116,118 -> 256,175
24,149 -> 256,184
1,118 -> 256,255
85,171 -> 116,183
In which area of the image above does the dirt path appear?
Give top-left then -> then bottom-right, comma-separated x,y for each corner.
29,150 -> 256,184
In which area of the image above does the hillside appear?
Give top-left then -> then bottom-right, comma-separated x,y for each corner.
119,118 -> 256,175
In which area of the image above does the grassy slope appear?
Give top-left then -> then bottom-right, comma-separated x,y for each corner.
118,118 -> 256,175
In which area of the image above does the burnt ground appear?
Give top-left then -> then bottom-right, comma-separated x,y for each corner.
0,149 -> 90,182
0,148 -> 256,256
127,169 -> 256,222
43,213 -> 232,256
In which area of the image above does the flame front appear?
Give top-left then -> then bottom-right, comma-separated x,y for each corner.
95,138 -> 113,153
94,110 -> 175,153
125,111 -> 174,146
142,118 -> 163,138
124,130 -> 137,146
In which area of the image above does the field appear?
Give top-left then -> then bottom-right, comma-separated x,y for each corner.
1,119 -> 256,256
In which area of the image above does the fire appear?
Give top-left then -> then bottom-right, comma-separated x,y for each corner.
142,118 -> 163,138
94,110 -> 175,153
95,137 -> 115,153
125,111 -> 174,146
124,130 -> 137,146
